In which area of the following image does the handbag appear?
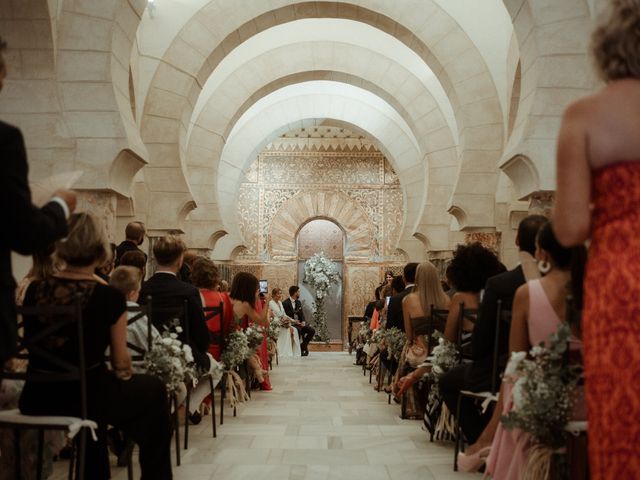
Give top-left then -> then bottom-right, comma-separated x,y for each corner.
406,336 -> 428,368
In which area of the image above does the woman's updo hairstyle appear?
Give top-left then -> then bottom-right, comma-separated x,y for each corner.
56,212 -> 110,267
591,0 -> 640,81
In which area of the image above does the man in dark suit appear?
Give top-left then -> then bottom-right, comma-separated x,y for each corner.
385,262 -> 418,331
115,221 -> 147,266
139,234 -> 221,423
282,286 -> 315,356
0,39 -> 76,362
440,214 -> 547,444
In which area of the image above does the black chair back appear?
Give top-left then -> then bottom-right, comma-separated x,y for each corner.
124,298 -> 154,363
150,298 -> 190,343
428,305 -> 449,351
491,300 -> 512,394
456,302 -> 478,359
11,297 -> 89,479
204,301 -> 225,351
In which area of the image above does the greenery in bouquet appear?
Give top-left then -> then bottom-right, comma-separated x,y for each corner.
382,327 -> 406,362
424,332 -> 459,404
304,252 -> 340,343
356,319 -> 372,347
144,320 -> 197,393
266,320 -> 281,342
368,327 -> 386,346
501,323 -> 582,450
221,330 -> 249,370
245,325 -> 265,353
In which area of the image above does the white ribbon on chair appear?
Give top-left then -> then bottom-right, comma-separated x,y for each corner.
67,419 -> 99,441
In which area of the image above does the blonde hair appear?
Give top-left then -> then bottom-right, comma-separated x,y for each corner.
591,0 -> 640,81
56,213 -> 110,267
109,266 -> 142,296
415,262 -> 449,313
153,235 -> 186,265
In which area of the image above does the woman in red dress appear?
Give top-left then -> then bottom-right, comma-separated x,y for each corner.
554,2 -> 640,477
191,257 -> 233,361
229,272 -> 272,390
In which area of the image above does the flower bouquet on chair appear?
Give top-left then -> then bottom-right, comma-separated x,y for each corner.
221,331 -> 250,408
144,320 -> 197,394
244,326 -> 267,384
501,323 -> 582,479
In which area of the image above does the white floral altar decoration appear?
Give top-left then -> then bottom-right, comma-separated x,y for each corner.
303,252 -> 341,342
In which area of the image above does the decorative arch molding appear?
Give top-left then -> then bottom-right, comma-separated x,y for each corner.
109,149 -> 147,197
208,230 -> 229,250
269,190 -> 373,261
499,154 -> 540,200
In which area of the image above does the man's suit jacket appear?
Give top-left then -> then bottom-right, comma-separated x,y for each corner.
282,297 -> 305,323
470,265 -> 525,379
115,240 -> 146,266
0,121 -> 68,361
139,272 -> 210,370
385,286 -> 413,331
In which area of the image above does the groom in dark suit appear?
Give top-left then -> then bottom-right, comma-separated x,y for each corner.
283,286 -> 315,356
0,39 -> 76,362
439,214 -> 547,444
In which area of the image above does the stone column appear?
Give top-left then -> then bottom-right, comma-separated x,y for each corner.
76,190 -> 118,241
528,191 -> 554,217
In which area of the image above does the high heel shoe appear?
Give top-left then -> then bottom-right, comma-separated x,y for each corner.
457,446 -> 491,472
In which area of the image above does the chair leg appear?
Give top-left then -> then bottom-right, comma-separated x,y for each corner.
184,386 -> 191,450
67,439 -> 75,480
14,429 -> 21,479
172,394 -> 181,466
220,374 -> 225,426
401,392 -> 407,419
126,440 -> 134,480
77,427 -> 87,480
36,428 -> 45,480
209,376 -> 217,438
453,394 -> 462,471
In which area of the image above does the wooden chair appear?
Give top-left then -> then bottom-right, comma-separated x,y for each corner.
0,299 -> 95,480
453,300 -> 510,471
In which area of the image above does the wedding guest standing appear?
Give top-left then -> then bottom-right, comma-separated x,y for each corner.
115,221 -> 146,266
0,38 -> 76,362
553,2 -> 640,477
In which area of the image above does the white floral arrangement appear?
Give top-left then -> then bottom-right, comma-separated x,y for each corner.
425,332 -> 459,404
501,323 -> 582,478
144,320 -> 197,394
266,320 -> 280,342
303,251 -> 340,342
245,325 -> 265,353
381,327 -> 406,362
221,330 -> 249,371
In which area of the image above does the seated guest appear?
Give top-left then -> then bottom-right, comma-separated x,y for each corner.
109,266 -> 160,366
219,279 -> 229,293
386,263 -> 418,331
230,272 -> 272,390
178,249 -> 197,284
481,222 -> 587,475
190,257 -> 233,361
438,215 -> 546,455
270,287 -> 301,358
15,243 -> 57,305
115,221 -> 146,266
94,242 -> 116,282
19,212 -> 172,480
119,249 -> 147,280
282,286 -> 315,356
139,235 -> 222,422
442,243 -> 505,345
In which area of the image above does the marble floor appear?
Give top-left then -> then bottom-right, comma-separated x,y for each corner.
53,352 -> 480,480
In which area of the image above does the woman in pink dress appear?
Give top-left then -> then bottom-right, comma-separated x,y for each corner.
482,222 -> 586,477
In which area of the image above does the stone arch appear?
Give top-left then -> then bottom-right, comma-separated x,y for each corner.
501,0 -> 598,196
269,190 -> 373,261
208,230 -> 228,250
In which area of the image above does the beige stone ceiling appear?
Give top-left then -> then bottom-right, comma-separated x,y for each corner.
0,0 -> 605,262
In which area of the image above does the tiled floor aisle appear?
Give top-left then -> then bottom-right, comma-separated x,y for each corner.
54,352 -> 480,479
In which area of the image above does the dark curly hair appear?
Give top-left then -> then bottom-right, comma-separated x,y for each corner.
447,242 -> 505,293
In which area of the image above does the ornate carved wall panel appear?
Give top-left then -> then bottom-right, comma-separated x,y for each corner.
297,219 -> 344,260
344,265 -> 381,339
464,232 -> 502,255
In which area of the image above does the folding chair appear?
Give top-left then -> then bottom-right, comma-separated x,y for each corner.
202,302 -> 224,434
453,300 -> 510,471
0,299 -> 95,480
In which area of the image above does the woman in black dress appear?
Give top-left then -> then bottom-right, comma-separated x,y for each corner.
19,213 -> 172,480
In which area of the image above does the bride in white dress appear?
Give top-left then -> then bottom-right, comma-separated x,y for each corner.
269,288 -> 301,358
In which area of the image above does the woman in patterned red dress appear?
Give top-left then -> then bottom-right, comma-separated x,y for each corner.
554,1 -> 640,477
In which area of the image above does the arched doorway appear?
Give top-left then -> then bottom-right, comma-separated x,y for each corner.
296,218 -> 344,341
